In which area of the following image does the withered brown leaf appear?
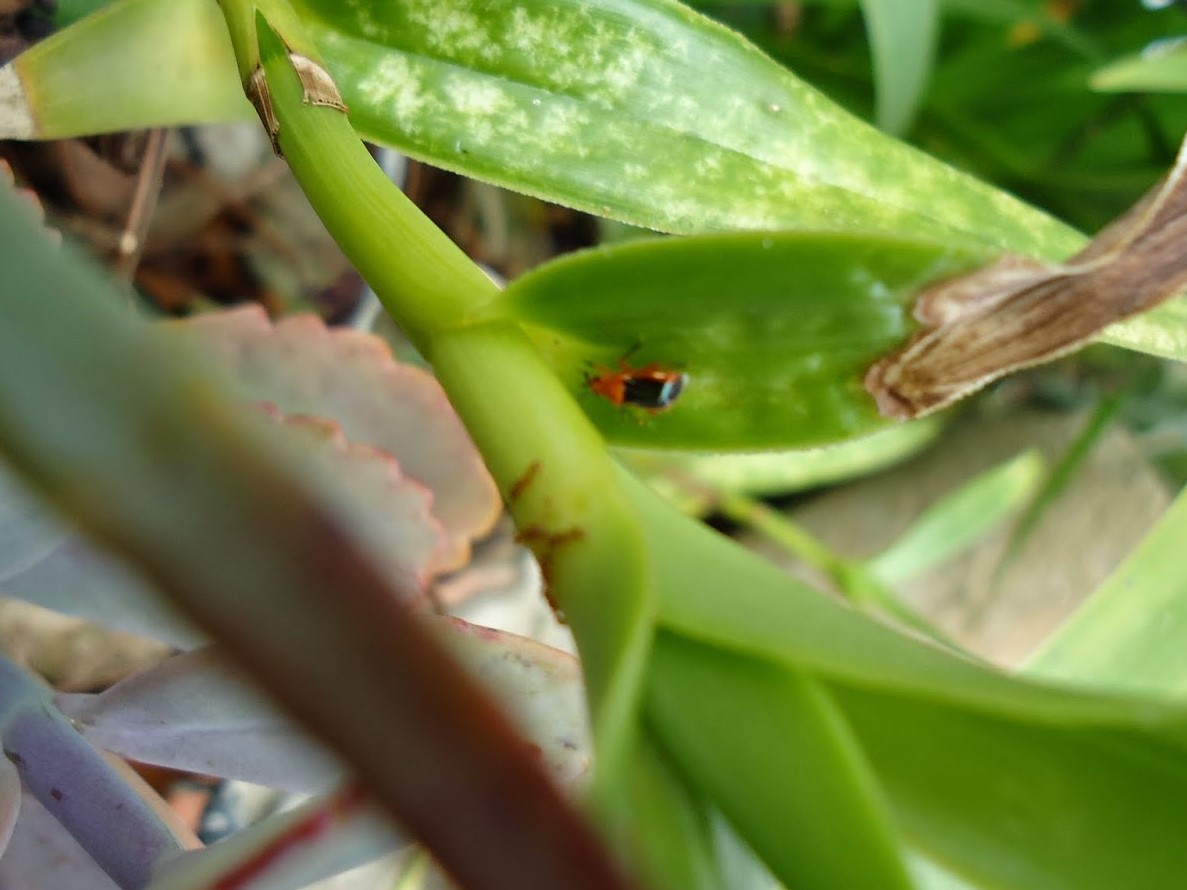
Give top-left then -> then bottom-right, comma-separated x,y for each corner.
865,139 -> 1187,420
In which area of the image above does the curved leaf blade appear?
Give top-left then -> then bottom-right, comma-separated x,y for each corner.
293,0 -> 1078,252
649,633 -> 913,890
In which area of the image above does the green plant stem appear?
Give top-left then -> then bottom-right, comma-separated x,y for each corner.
226,1 -> 500,352
429,322 -> 655,806
225,2 -> 659,827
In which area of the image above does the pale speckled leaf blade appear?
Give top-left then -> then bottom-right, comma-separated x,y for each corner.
292,0 -> 1081,254
859,0 -> 939,135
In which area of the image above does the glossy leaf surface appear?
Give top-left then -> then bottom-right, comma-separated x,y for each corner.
497,230 -> 990,448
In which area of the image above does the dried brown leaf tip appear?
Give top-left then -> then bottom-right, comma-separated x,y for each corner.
289,54 -> 347,113
246,66 -> 281,157
866,138 -> 1187,420
245,54 -> 346,159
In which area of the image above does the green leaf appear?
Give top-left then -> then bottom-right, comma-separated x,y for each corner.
628,418 -> 942,514
649,633 -> 913,890
0,0 -> 250,140
497,230 -> 991,449
1026,482 -> 1187,696
858,0 -> 939,135
835,682 -> 1187,890
1092,43 -> 1187,93
292,0 -> 1079,252
868,449 -> 1044,586
8,0 -> 1079,252
618,467 -> 1187,737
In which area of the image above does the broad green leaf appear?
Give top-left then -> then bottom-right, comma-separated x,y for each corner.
649,633 -> 913,890
7,0 -> 1079,253
294,0 -> 1079,253
858,0 -> 939,135
0,0 -> 250,140
1092,43 -> 1187,93
835,682 -> 1187,890
618,467 -> 1187,737
1026,482 -> 1187,695
497,230 -> 991,449
868,450 -> 1044,586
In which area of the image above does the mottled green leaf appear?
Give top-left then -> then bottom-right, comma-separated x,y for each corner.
292,0 -> 1078,253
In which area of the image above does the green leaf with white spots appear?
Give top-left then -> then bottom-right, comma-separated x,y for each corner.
289,0 -> 1079,254
495,230 -> 991,449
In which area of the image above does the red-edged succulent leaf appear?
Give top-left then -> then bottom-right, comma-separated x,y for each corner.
2,537 -> 202,647
150,786 -> 404,890
57,619 -> 588,796
171,307 -> 500,572
56,647 -> 343,793
0,398 -> 447,643
268,408 -> 445,593
434,617 -> 589,787
0,467 -> 69,583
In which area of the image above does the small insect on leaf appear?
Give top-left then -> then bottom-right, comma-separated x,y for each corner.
865,131 -> 1187,420
586,359 -> 688,414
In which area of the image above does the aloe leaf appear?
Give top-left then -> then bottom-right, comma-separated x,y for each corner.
648,633 -> 913,890
1026,482 -> 1187,696
858,0 -> 939,135
497,230 -> 990,448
